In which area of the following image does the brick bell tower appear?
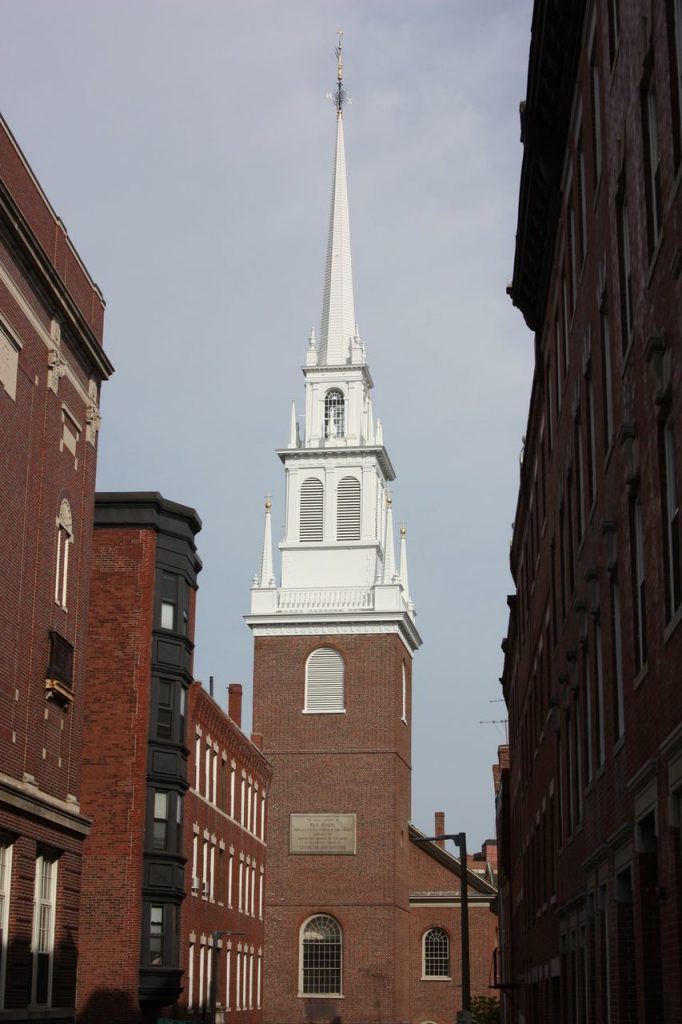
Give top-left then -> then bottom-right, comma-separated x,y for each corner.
246,35 -> 421,1024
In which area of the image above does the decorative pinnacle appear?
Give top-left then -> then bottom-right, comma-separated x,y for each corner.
332,30 -> 348,114
265,494 -> 272,511
386,493 -> 393,507
400,523 -> 406,538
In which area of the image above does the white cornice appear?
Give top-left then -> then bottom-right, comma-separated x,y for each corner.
277,444 -> 395,481
244,608 -> 421,653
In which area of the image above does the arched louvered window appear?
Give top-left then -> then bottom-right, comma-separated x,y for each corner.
423,928 -> 450,978
336,476 -> 361,541
300,914 -> 342,995
305,648 -> 344,713
300,478 -> 323,542
324,389 -> 345,439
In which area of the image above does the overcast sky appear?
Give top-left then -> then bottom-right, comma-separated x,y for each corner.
2,0 -> 535,851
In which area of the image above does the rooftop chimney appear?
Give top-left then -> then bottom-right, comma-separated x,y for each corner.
435,811 -> 445,848
228,683 -> 243,728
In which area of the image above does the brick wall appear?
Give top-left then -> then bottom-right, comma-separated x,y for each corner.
252,631 -> 412,1024
78,526 -> 157,1019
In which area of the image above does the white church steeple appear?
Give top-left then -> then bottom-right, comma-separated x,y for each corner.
318,34 -> 356,367
248,35 -> 419,653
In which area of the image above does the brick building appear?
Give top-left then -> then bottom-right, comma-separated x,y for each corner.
177,680 -> 271,1022
0,114 -> 112,1021
78,492 -> 271,1024
78,493 -> 202,1021
409,820 -> 498,1024
246,42 -> 498,1024
500,1 -> 682,1021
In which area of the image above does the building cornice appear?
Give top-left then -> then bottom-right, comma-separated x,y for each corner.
0,772 -> 91,838
277,444 -> 396,481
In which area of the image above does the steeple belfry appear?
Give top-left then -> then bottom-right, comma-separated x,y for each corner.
248,33 -> 419,647
318,32 -> 356,367
248,42 -> 422,1024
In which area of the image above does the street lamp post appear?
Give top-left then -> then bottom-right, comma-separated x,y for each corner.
414,831 -> 470,1022
209,929 -> 246,1024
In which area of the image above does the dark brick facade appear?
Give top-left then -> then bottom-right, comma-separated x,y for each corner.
0,113 -> 112,1022
175,681 -> 271,1022
501,2 -> 682,1021
78,494 -> 201,1022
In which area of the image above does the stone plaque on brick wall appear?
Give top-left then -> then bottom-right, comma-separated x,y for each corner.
289,813 -> 356,855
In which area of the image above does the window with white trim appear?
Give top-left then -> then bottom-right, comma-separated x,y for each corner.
0,840 -> 12,1009
228,848 -> 234,907
257,950 -> 262,1008
300,477 -> 324,541
54,500 -> 73,609
188,942 -> 195,1010
199,944 -> 205,1010
31,853 -> 57,1006
336,476 -> 361,540
324,388 -> 345,438
0,320 -> 19,402
401,662 -> 407,723
235,945 -> 241,1010
423,927 -> 450,978
304,648 -> 345,713
226,944 -> 232,1010
300,914 -> 342,995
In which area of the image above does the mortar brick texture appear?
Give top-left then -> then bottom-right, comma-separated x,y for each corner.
175,681 -> 271,1021
253,631 -> 412,1024
0,114 -> 109,1022
501,2 -> 682,1021
78,526 -> 157,1012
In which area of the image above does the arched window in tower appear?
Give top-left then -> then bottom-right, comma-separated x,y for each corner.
304,648 -> 344,713
423,928 -> 450,978
300,478 -> 323,542
300,914 -> 342,995
324,388 -> 345,439
336,476 -> 361,540
54,499 -> 73,609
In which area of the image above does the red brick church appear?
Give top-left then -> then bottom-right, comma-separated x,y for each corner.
245,38 -> 497,1024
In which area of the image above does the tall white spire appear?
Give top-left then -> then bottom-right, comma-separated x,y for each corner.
258,496 -> 275,588
318,32 -> 356,367
399,523 -> 410,596
383,493 -> 396,584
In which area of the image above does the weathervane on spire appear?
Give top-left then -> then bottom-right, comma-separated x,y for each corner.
326,30 -> 349,115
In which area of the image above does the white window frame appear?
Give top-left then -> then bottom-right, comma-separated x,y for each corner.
226,943 -> 232,1010
304,648 -> 345,714
422,927 -> 451,980
401,663 -> 408,724
30,854 -> 57,1007
188,942 -> 195,1010
300,477 -> 324,542
199,943 -> 205,1010
299,914 -> 343,997
54,500 -> 73,610
0,840 -> 12,1009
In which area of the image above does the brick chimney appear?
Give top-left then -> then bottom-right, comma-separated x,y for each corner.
228,683 -> 243,728
434,811 -> 445,848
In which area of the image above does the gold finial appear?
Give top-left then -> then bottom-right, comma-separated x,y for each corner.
400,522 -> 407,539
386,493 -> 393,508
265,493 -> 272,512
